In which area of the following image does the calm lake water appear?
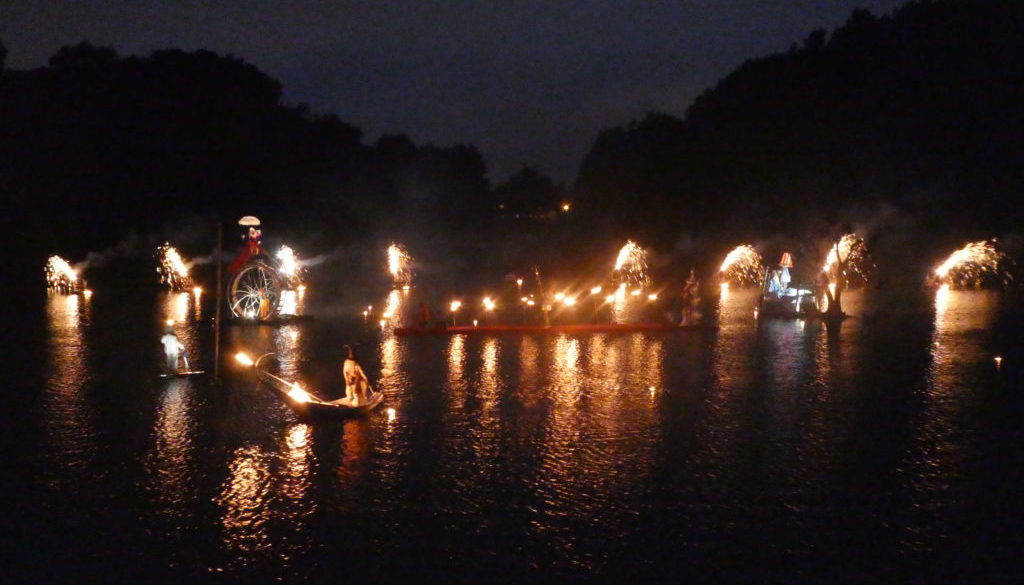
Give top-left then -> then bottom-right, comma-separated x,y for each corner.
6,285 -> 1023,583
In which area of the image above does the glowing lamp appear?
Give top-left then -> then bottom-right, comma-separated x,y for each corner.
235,352 -> 254,366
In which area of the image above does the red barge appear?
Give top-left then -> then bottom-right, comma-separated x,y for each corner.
394,323 -> 714,336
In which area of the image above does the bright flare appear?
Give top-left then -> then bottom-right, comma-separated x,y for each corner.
387,243 -> 414,287
483,297 -> 496,311
933,239 -> 1009,288
614,240 -> 651,288
156,244 -> 193,291
563,297 -> 577,307
276,245 -> 305,287
450,300 -> 462,312
822,233 -> 870,283
719,244 -> 764,286
46,255 -> 79,293
235,352 -> 254,366
288,383 -> 311,403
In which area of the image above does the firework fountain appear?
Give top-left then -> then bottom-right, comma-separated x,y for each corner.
387,243 -> 414,289
933,240 -> 1010,289
156,244 -> 194,291
818,233 -> 871,316
276,245 -> 304,289
719,245 -> 764,288
613,240 -> 650,289
822,233 -> 871,285
46,255 -> 81,294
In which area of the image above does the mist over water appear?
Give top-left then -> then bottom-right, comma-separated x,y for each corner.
6,283 -> 1023,583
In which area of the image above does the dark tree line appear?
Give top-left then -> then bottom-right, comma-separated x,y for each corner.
0,43 -> 492,282
4,0 -> 1023,288
575,0 -> 1024,262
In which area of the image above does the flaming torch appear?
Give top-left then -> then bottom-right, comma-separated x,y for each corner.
719,244 -> 764,290
613,240 -> 651,289
46,255 -> 80,294
933,239 -> 1010,289
387,243 -> 414,289
156,244 -> 194,291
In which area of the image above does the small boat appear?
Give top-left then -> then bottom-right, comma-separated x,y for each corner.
254,354 -> 383,418
159,370 -> 206,378
757,257 -> 822,318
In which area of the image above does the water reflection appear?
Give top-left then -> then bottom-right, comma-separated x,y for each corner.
148,379 -> 196,512
217,446 -> 273,555
528,334 -> 663,570
43,293 -> 95,476
281,423 -> 312,503
446,335 -> 467,407
273,325 -> 302,378
901,288 -> 1000,552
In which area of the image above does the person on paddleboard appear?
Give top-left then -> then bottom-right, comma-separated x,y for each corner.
160,321 -> 185,372
342,345 -> 370,405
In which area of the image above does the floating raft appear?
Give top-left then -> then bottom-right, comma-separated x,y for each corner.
159,370 -> 206,378
226,314 -> 313,326
394,323 -> 715,336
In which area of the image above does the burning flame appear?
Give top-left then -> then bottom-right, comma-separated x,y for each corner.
719,244 -> 763,286
613,240 -> 650,288
822,233 -> 871,285
276,245 -> 304,286
157,244 -> 193,291
288,383 -> 311,403
933,239 -> 1009,288
387,243 -> 414,287
46,255 -> 79,293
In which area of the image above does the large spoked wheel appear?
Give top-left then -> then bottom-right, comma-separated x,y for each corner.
228,261 -> 282,321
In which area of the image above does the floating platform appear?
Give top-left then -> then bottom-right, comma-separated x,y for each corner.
159,370 -> 206,378
225,314 -> 313,327
394,323 -> 715,336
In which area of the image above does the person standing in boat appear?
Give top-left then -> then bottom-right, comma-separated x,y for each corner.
342,345 -> 370,405
160,322 -> 185,372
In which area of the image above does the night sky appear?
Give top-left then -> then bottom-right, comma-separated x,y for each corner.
2,1 -> 907,181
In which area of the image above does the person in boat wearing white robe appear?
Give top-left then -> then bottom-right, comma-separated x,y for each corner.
342,345 -> 370,405
160,325 -> 185,372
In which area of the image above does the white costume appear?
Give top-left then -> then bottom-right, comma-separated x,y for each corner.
161,333 -> 184,370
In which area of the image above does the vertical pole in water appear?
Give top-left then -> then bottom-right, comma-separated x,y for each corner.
214,221 -> 223,382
